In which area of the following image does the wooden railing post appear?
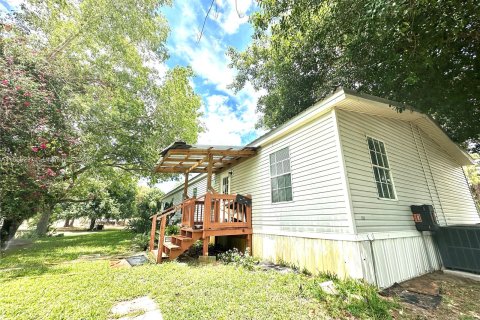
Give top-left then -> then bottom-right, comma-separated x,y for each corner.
149,215 -> 157,252
157,215 -> 166,263
204,192 -> 211,230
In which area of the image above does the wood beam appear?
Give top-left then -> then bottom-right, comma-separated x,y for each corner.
186,156 -> 207,174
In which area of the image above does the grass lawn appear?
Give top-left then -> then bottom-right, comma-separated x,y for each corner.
1,230 -> 396,319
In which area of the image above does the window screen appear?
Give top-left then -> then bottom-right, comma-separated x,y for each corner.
269,147 -> 293,202
367,137 -> 396,199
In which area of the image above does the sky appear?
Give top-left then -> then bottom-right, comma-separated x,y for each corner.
1,0 -> 264,193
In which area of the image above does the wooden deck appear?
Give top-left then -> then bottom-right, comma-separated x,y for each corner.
149,191 -> 253,263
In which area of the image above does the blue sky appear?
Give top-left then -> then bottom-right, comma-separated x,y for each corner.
161,0 -> 264,146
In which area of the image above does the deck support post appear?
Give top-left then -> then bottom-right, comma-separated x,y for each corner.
183,173 -> 189,200
203,236 -> 210,256
157,215 -> 166,263
246,234 -> 252,254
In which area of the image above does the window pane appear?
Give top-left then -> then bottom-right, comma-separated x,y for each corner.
387,183 -> 395,199
285,187 -> 292,201
272,190 -> 278,203
278,189 -> 286,202
373,167 -> 380,182
381,183 -> 390,199
376,182 -> 384,198
382,154 -> 389,168
269,153 -> 276,165
276,162 -> 283,175
374,140 -> 381,153
379,142 -> 386,154
271,177 -> 278,190
370,151 -> 378,165
270,164 -> 276,176
367,138 -> 374,150
278,175 -> 285,188
285,174 -> 292,187
376,151 -> 384,167
283,159 -> 291,173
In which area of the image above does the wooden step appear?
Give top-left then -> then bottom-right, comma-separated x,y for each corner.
163,242 -> 180,250
152,249 -> 169,259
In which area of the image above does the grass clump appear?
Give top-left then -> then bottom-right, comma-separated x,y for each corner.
305,272 -> 397,319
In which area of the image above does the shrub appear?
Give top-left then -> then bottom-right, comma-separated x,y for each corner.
165,224 -> 180,236
131,233 -> 150,251
218,248 -> 257,270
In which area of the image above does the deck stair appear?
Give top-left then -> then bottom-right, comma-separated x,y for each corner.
149,191 -> 253,263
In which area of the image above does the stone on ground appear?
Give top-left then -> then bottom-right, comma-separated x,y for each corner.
110,296 -> 163,320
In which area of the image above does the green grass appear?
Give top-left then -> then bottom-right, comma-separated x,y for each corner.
0,230 -> 396,320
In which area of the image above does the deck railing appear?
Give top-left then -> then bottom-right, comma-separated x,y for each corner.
181,191 -> 252,230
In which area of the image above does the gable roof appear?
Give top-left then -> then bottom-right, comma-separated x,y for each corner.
248,88 -> 473,166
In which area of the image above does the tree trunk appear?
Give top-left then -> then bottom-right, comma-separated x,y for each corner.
69,218 -> 75,227
36,203 -> 54,236
0,218 -> 23,249
89,218 -> 96,230
64,217 -> 70,227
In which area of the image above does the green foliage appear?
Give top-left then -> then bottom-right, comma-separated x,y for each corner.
165,224 -> 180,236
218,248 -> 257,270
131,233 -> 150,251
305,273 -> 397,319
128,187 -> 164,234
1,0 -> 201,237
230,0 -> 480,145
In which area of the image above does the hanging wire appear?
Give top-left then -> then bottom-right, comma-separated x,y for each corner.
197,0 -> 216,43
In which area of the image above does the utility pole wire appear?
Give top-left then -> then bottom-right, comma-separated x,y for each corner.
235,0 -> 245,18
197,0 -> 216,43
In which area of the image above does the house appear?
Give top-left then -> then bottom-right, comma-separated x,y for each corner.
149,88 -> 479,288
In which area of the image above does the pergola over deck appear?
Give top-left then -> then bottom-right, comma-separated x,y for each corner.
150,142 -> 257,263
155,142 -> 257,198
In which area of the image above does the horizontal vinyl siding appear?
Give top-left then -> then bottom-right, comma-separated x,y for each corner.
419,129 -> 480,225
338,109 -> 479,233
227,112 -> 351,234
337,109 -> 445,233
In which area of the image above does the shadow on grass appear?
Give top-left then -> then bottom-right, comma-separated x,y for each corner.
0,230 -> 133,280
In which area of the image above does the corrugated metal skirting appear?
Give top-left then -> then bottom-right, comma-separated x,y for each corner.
359,233 -> 442,288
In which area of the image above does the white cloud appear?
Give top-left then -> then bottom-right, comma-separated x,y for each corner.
213,0 -> 253,35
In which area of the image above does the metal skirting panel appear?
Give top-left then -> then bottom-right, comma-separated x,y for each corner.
253,232 -> 442,288
359,233 -> 442,288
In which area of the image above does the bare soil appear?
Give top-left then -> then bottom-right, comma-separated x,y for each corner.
392,271 -> 480,319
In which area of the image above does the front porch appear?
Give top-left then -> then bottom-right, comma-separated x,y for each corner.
149,142 -> 256,263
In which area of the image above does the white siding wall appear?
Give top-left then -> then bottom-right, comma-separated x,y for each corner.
222,111 -> 353,234
337,109 -> 479,233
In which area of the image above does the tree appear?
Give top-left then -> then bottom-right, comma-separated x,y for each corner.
129,186 -> 164,234
230,0 -> 480,146
1,0 -> 202,239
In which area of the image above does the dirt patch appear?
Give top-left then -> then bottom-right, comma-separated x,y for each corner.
386,271 -> 480,319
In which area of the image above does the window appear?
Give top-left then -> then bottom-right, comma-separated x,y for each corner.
222,175 -> 230,194
192,187 -> 198,198
269,147 -> 293,202
367,137 -> 396,199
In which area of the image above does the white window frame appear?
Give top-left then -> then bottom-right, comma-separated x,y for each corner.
366,136 -> 397,201
269,147 -> 294,203
220,172 -> 231,194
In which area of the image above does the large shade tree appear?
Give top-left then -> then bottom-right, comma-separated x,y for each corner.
1,0 -> 201,242
230,0 -> 480,147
